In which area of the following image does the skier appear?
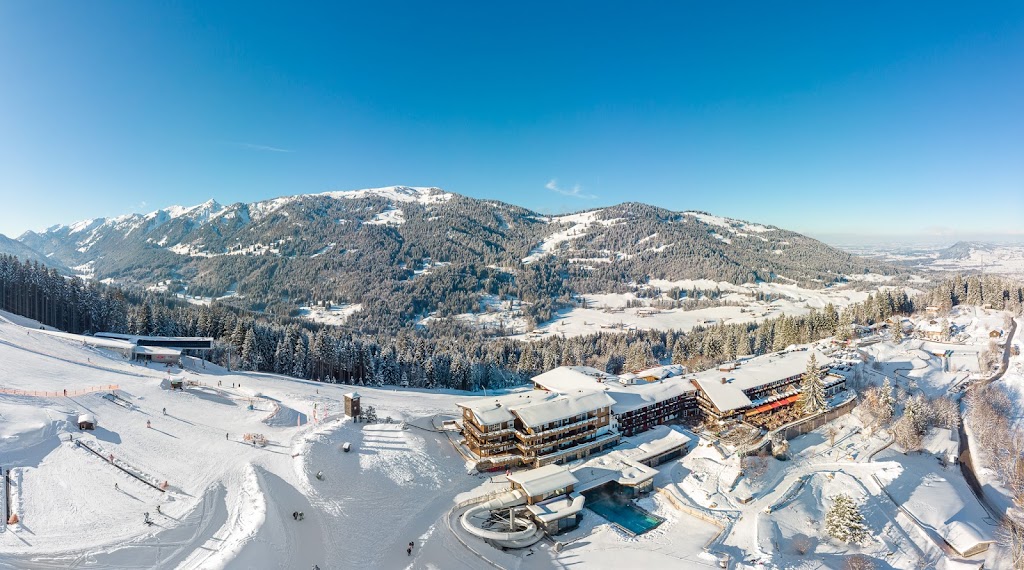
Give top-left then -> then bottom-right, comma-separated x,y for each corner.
226,432 -> 229,440
147,420 -> 151,428
293,511 -> 298,520
156,505 -> 161,514
298,512 -> 304,520
407,545 -> 412,556
114,483 -> 119,491
144,512 -> 151,525
316,471 -> 324,481
162,407 -> 166,415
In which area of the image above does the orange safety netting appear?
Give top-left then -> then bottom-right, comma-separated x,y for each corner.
0,384 -> 120,397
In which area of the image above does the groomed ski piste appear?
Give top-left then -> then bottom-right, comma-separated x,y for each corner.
0,306 -> 1017,569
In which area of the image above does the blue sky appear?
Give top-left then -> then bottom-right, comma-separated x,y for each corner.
1,1 -> 1022,242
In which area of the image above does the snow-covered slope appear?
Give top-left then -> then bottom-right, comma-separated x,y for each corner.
0,311 -> 488,568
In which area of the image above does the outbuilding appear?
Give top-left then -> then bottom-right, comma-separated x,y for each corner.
78,413 -> 96,430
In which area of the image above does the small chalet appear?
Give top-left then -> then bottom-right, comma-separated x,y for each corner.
78,413 -> 96,430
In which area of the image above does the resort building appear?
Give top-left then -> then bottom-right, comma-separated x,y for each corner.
459,346 -> 847,468
531,365 -> 699,437
690,348 -> 845,423
457,389 -> 619,470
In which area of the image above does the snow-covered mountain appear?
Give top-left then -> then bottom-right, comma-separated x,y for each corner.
14,186 -> 898,325
0,233 -> 69,272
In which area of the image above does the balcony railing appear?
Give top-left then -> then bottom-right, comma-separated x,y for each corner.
518,415 -> 602,442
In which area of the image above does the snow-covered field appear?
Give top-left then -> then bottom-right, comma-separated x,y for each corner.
511,280 -> 912,340
295,303 -> 363,326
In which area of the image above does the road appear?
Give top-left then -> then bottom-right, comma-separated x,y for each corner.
957,316 -> 1017,521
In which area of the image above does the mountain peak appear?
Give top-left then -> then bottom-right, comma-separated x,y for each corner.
318,185 -> 453,204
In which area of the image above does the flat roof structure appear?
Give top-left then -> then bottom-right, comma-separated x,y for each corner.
94,332 -> 213,350
507,464 -> 579,497
570,426 -> 691,491
532,366 -> 695,415
690,347 -> 830,413
132,345 -> 181,357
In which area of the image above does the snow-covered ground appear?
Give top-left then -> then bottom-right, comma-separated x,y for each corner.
295,303 -> 363,326
509,280 -> 911,340
0,306 -> 1012,569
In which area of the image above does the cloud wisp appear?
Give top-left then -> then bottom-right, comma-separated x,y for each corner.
226,142 -> 295,153
545,179 -> 595,199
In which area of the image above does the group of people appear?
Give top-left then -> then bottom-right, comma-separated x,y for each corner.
292,511 -> 305,521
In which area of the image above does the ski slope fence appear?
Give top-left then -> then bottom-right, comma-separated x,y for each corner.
0,384 -> 120,397
75,440 -> 166,493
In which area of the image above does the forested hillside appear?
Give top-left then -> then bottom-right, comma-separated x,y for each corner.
12,186 -> 900,333
1,254 -> 922,393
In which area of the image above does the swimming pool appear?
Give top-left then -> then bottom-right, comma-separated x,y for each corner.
582,487 -> 664,535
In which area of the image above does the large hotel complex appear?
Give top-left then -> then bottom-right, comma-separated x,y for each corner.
458,346 -> 846,469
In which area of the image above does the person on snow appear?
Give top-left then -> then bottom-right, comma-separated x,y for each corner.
316,471 -> 324,480
146,420 -> 151,428
293,511 -> 298,520
298,512 -> 304,520
407,545 -> 412,556
114,483 -> 119,491
156,505 -> 161,514
162,407 -> 166,415
144,512 -> 150,524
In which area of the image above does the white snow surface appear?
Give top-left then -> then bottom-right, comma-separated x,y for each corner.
0,306 -> 1010,569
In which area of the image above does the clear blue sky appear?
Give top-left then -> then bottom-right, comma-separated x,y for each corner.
1,1 -> 1022,241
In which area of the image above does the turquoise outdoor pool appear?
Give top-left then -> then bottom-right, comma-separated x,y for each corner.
582,488 -> 664,535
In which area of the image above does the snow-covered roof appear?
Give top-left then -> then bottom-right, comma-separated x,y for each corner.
457,391 -> 557,426
945,519 -> 995,556
344,392 -> 360,399
512,390 -> 615,428
132,345 -> 181,356
690,346 -> 829,413
95,332 -> 214,343
532,366 -> 695,415
78,413 -> 95,424
525,494 -> 586,524
632,426 -> 693,463
507,464 -> 579,497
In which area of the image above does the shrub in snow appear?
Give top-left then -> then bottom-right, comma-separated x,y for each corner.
845,553 -> 875,570
741,454 -> 769,480
770,432 -> 789,460
930,396 -> 960,430
825,493 -> 868,545
791,534 -> 812,555
892,415 -> 922,453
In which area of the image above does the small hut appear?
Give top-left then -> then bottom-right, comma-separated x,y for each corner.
344,392 -> 361,419
78,413 -> 96,430
169,377 -> 184,390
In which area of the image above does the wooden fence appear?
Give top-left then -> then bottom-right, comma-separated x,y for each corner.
0,384 -> 119,398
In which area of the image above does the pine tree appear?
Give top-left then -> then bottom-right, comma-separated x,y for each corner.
799,353 -> 827,415
240,328 -> 260,370
825,494 -> 868,544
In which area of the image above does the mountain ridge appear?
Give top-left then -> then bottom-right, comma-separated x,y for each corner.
9,185 -> 900,332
